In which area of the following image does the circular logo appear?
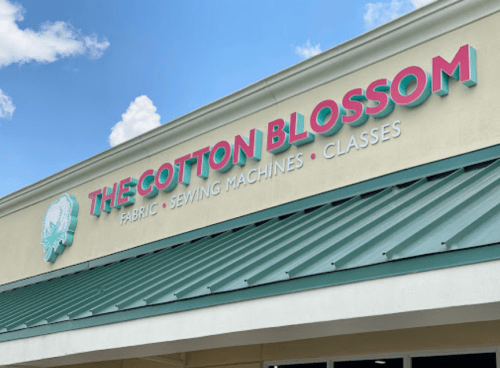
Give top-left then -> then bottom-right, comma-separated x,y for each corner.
41,194 -> 79,263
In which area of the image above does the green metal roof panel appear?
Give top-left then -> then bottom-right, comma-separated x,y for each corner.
2,156 -> 500,338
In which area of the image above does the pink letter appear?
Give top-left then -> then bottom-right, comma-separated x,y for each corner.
174,154 -> 193,186
88,189 -> 102,216
310,100 -> 345,136
266,119 -> 291,154
342,88 -> 369,126
192,146 -> 212,179
138,169 -> 158,198
100,183 -> 118,213
155,163 -> 179,192
116,177 -> 137,207
432,44 -> 477,96
391,66 -> 432,107
233,129 -> 263,166
366,78 -> 395,118
209,141 -> 234,173
289,113 -> 315,146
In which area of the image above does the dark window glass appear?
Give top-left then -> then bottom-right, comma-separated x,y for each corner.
335,358 -> 403,367
412,352 -> 496,368
277,363 -> 327,368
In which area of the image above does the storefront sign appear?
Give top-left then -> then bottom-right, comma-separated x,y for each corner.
88,44 -> 477,224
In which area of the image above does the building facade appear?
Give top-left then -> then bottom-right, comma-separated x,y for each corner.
2,0 -> 500,367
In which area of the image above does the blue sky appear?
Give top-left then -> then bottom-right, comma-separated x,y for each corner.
0,0 -> 434,198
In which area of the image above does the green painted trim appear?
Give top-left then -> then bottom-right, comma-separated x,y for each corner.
2,143 -> 500,294
2,241 -> 500,343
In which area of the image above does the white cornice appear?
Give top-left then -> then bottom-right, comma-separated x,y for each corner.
1,0 -> 498,218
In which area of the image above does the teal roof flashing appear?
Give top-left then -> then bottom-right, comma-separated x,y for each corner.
1,242 -> 500,344
2,144 -> 500,343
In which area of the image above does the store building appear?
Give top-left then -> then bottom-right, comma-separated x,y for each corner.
2,0 -> 500,367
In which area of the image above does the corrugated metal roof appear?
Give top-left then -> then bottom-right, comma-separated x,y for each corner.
2,158 -> 500,335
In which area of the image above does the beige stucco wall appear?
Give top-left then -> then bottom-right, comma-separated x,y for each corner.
55,320 -> 500,368
1,10 -> 500,285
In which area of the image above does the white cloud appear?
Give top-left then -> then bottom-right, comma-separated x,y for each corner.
295,40 -> 322,60
0,0 -> 110,68
364,0 -> 410,29
364,0 -> 435,30
411,0 -> 436,6
0,88 -> 15,119
109,96 -> 161,147
84,34 -> 110,59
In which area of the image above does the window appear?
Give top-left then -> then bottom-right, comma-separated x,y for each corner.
265,349 -> 497,368
276,363 -> 327,368
412,352 -> 496,367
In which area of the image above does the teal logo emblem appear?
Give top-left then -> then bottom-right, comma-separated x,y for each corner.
41,194 -> 79,263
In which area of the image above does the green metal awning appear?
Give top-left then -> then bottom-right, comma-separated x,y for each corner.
2,148 -> 500,342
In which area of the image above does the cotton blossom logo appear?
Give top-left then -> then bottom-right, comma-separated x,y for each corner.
41,194 -> 79,263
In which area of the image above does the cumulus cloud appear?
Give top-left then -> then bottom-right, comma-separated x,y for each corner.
109,96 -> 161,147
364,0 -> 436,30
0,0 -> 110,68
295,40 -> 322,60
0,88 -> 15,119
